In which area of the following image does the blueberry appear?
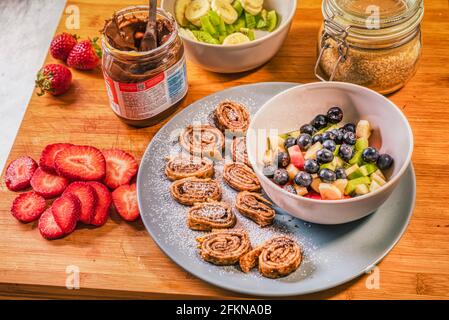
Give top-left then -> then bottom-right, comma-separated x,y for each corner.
294,171 -> 312,187
284,137 -> 296,149
312,134 -> 323,144
316,149 -> 334,164
300,124 -> 317,136
377,154 -> 394,170
304,159 -> 320,174
297,134 -> 312,151
343,131 -> 356,145
362,147 -> 379,163
319,168 -> 337,183
263,164 -> 276,178
332,129 -> 344,144
311,114 -> 328,130
339,143 -> 354,162
335,168 -> 347,179
273,169 -> 289,185
322,139 -> 336,152
284,184 -> 297,195
322,131 -> 335,141
327,106 -> 343,124
343,123 -> 356,133
277,151 -> 290,168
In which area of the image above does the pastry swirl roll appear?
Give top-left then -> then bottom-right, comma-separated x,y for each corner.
179,124 -> 224,159
165,154 -> 214,181
170,177 -> 221,206
231,137 -> 250,167
239,236 -> 302,278
223,163 -> 261,192
235,191 -> 275,227
188,201 -> 236,231
197,229 -> 251,265
214,100 -> 250,133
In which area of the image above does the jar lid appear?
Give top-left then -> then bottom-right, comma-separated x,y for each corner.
323,0 -> 423,40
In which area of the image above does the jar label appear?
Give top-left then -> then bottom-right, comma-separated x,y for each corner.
103,55 -> 188,120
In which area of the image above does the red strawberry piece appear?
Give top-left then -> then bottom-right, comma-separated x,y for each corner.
38,208 -> 64,240
102,149 -> 138,189
11,192 -> 46,223
39,143 -> 73,174
5,156 -> 38,191
67,38 -> 101,70
35,64 -> 72,96
50,32 -> 78,61
63,181 -> 97,224
303,192 -> 322,200
87,182 -> 112,226
51,193 -> 81,234
55,145 -> 106,181
30,167 -> 69,199
112,183 -> 140,222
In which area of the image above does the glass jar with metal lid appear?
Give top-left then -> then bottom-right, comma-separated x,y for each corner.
315,0 -> 424,94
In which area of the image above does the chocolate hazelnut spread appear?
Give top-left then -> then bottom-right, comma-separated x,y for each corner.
102,6 -> 188,127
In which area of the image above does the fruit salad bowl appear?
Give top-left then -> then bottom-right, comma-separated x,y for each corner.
246,82 -> 414,224
161,0 -> 297,73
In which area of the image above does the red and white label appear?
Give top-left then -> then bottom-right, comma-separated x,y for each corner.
104,55 -> 188,120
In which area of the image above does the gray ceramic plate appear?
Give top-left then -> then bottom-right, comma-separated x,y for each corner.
137,82 -> 416,297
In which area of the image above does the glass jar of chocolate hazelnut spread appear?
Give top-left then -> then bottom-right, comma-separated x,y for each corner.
102,6 -> 188,127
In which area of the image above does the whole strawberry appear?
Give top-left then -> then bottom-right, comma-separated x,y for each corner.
67,37 -> 102,70
35,64 -> 72,96
50,33 -> 78,61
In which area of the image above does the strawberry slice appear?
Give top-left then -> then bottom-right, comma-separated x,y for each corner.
55,145 -> 106,181
11,192 -> 46,223
63,181 -> 97,224
5,156 -> 38,191
30,167 -> 68,199
39,143 -> 73,174
87,182 -> 112,226
303,192 -> 322,200
51,194 -> 80,234
112,183 -> 140,222
38,208 -> 64,240
102,149 -> 138,190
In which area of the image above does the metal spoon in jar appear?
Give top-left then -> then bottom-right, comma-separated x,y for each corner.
139,0 -> 158,51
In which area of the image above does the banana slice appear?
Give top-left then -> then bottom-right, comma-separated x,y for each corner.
241,0 -> 263,15
179,28 -> 198,41
185,0 -> 210,27
211,0 -> 239,24
222,32 -> 251,45
175,0 -> 191,27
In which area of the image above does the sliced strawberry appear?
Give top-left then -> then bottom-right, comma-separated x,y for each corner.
11,192 -> 46,223
30,167 -> 68,199
38,208 -> 64,240
102,149 -> 138,189
303,192 -> 322,200
51,194 -> 80,234
287,145 -> 305,170
87,182 -> 112,226
39,143 -> 73,174
63,181 -> 97,224
112,183 -> 140,222
5,156 -> 38,191
55,145 -> 106,181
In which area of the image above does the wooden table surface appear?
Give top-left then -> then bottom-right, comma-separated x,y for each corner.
1,0 -> 449,300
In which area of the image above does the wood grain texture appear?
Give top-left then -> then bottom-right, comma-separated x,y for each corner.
1,0 -> 449,299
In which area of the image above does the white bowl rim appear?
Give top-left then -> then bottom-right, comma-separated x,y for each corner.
160,0 -> 298,49
246,81 -> 414,205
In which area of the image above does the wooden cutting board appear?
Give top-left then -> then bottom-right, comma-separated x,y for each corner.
1,0 -> 449,299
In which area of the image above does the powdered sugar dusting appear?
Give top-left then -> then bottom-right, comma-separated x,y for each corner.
139,84 -> 326,284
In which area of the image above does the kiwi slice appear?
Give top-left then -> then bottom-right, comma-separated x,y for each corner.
266,10 -> 278,32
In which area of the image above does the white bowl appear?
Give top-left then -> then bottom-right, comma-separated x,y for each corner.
161,0 -> 297,73
246,82 -> 414,224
